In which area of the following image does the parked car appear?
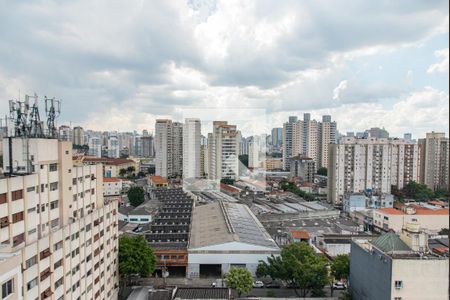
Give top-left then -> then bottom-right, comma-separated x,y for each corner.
266,282 -> 281,289
253,281 -> 265,288
333,281 -> 347,290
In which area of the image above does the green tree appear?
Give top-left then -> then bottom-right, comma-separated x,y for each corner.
317,167 -> 327,176
137,171 -> 146,178
257,242 -> 330,297
400,181 -> 435,200
331,255 -> 350,281
226,267 -> 254,297
127,186 -> 145,207
127,166 -> 136,174
439,228 -> 449,235
119,168 -> 127,177
220,177 -> 235,185
119,235 -> 156,283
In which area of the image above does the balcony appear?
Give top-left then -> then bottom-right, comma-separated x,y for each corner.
40,248 -> 52,260
41,287 -> 53,299
40,267 -> 52,281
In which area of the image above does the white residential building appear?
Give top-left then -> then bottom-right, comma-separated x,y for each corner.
328,137 -> 421,204
107,135 -> 120,158
183,118 -> 201,179
0,137 -> 119,300
88,136 -> 102,158
207,122 -> 240,181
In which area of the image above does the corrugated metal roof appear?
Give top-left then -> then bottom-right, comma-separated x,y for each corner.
370,232 -> 411,252
174,288 -> 230,300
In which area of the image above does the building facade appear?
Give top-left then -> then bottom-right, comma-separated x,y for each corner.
183,118 -> 201,180
207,122 -> 240,181
419,132 -> 449,191
155,120 -> 183,178
328,137 -> 421,204
0,138 -> 119,300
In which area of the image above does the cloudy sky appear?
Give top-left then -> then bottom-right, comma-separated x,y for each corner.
0,0 -> 448,138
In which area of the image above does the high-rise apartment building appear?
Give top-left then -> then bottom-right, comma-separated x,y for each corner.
155,120 -> 183,178
73,126 -> 84,146
286,114 -> 336,170
182,118 -> 201,179
271,128 -> 282,150
107,135 -> 119,158
282,116 -> 298,170
88,136 -> 102,157
419,132 -> 449,191
248,135 -> 266,169
207,121 -> 240,180
141,135 -> 154,158
0,137 -> 119,300
328,137 -> 421,204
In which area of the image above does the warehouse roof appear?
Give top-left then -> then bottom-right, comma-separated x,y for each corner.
189,202 -> 279,249
174,288 -> 230,300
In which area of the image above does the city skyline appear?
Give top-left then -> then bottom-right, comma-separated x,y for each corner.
0,1 -> 448,138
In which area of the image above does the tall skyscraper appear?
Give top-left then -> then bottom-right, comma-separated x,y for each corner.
155,119 -> 183,178
73,126 -> 84,145
419,132 -> 449,191
271,127 -> 282,149
141,135 -> 155,158
207,121 -> 240,180
183,118 -> 201,179
0,137 -> 119,300
287,114 -> 336,169
328,137 -> 421,204
282,116 -> 298,170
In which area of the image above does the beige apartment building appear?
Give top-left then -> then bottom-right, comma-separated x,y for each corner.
0,138 -> 119,300
328,137 -> 421,204
419,132 -> 449,191
373,206 -> 449,234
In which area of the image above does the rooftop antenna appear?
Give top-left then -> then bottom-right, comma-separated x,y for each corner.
27,93 -> 44,138
45,96 -> 61,138
9,97 -> 30,137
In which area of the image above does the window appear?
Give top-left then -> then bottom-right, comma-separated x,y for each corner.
51,218 -> 59,229
54,259 -> 63,269
49,163 -> 58,172
395,281 -> 403,289
28,228 -> 36,235
71,232 -> 79,241
50,182 -> 58,191
54,241 -> 63,251
26,256 -> 37,268
0,217 -> 8,228
71,248 -> 80,258
11,189 -> 23,201
72,178 -> 77,185
27,207 -> 36,213
50,200 -> 59,209
26,186 -> 35,192
0,193 -> 7,204
86,223 -> 91,232
27,277 -> 38,290
1,279 -> 14,298
12,212 -> 24,223
54,277 -> 63,289
394,298 -> 402,300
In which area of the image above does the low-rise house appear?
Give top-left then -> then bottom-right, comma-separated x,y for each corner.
103,177 -> 123,196
118,206 -> 154,224
148,175 -> 169,188
373,205 -> 449,234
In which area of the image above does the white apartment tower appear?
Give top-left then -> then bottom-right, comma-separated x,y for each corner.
328,137 -> 421,204
419,132 -> 449,191
207,121 -> 240,180
155,120 -> 183,178
183,118 -> 201,179
0,137 -> 119,300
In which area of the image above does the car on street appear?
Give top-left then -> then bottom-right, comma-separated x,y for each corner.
333,281 -> 347,290
266,282 -> 281,289
253,281 -> 265,288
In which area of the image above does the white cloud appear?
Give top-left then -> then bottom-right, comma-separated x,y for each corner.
333,80 -> 348,101
427,48 -> 449,74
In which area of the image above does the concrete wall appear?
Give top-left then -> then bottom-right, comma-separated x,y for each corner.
350,242 -> 392,300
391,259 -> 449,300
